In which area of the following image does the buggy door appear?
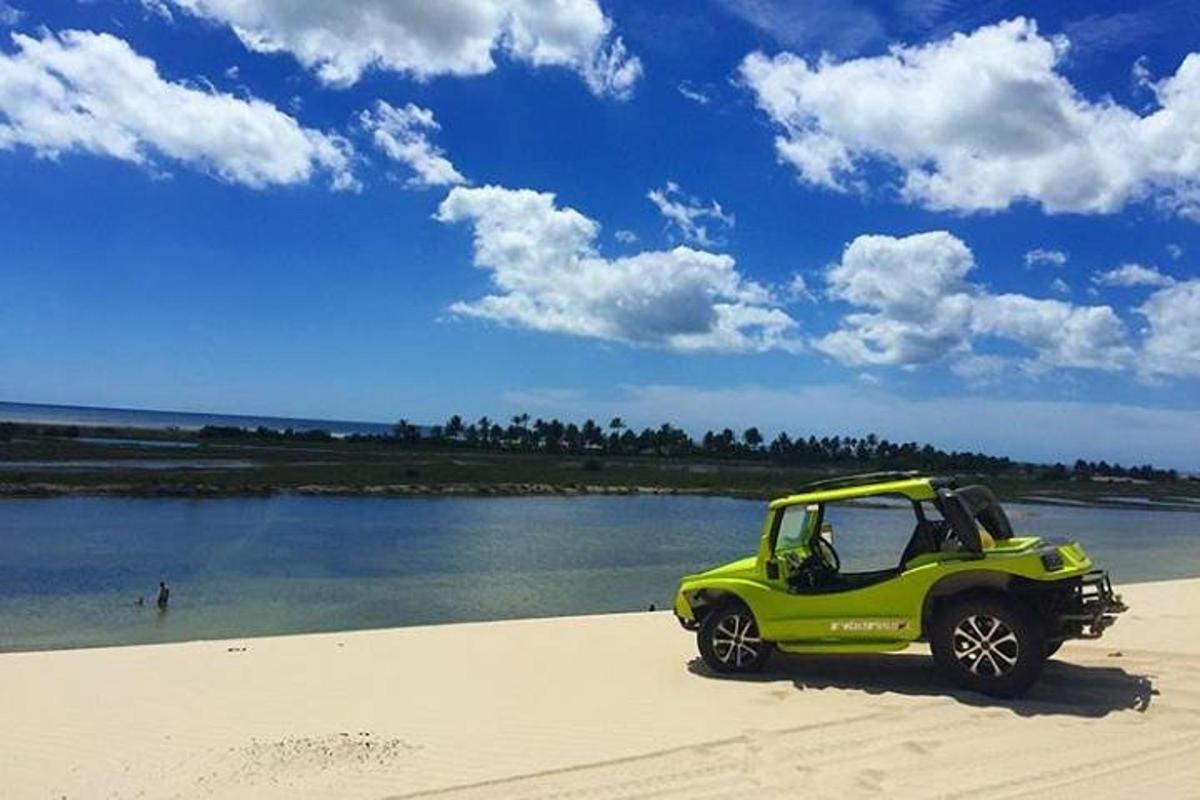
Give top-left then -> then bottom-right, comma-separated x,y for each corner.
759,501 -> 924,643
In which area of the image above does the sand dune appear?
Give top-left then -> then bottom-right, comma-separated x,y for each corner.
1,579 -> 1198,799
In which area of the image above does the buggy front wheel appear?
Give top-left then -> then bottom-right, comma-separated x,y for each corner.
698,600 -> 771,674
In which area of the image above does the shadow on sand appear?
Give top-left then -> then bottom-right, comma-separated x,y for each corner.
687,651 -> 1156,718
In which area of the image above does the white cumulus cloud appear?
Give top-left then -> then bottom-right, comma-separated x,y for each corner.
787,273 -> 815,302
359,101 -> 465,188
1093,263 -> 1176,288
1136,279 -> 1200,378
159,0 -> 642,98
646,181 -> 735,247
435,185 -> 799,353
816,231 -> 977,366
614,229 -> 639,244
739,17 -> 1200,218
677,82 -> 710,105
1025,247 -> 1067,267
815,231 -> 1134,372
971,293 -> 1132,371
0,29 -> 355,190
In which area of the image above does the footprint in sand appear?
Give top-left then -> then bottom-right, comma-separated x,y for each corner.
902,739 -> 942,755
856,767 -> 886,792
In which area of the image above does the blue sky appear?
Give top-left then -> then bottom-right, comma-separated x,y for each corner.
2,0 -> 1199,468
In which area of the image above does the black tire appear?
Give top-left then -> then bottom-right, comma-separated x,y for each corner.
930,594 -> 1045,697
698,600 -> 771,674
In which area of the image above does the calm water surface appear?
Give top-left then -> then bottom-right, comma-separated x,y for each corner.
0,496 -> 1197,651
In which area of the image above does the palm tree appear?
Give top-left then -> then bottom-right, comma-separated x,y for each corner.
393,418 -> 414,442
545,418 -> 565,450
511,412 -> 530,449
565,423 -> 582,451
607,417 -> 625,452
743,427 -> 763,451
581,419 -> 602,448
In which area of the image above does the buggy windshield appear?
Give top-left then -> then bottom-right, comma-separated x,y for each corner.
775,504 -> 818,552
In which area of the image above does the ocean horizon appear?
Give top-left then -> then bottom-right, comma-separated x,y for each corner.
0,400 -> 398,438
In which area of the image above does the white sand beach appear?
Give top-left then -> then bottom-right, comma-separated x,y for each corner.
2,578 -> 1198,799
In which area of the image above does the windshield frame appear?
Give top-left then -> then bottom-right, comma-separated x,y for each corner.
771,503 -> 819,556
767,492 -> 927,557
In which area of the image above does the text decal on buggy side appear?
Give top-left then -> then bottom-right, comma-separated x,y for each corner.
830,619 -> 909,632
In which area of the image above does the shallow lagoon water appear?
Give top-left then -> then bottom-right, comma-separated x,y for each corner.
0,495 -> 1197,651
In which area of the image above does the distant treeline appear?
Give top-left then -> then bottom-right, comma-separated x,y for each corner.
5,415 -> 1178,482
192,413 -> 1181,482
0,422 -> 83,441
197,424 -> 336,443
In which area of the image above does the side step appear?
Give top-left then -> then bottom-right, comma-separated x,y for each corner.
775,640 -> 911,654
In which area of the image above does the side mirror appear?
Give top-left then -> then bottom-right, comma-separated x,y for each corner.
820,522 -> 834,544
765,559 -> 780,580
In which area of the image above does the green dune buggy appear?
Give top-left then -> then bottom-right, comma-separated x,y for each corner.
674,472 -> 1127,696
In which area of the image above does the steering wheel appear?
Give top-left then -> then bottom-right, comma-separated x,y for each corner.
812,536 -> 841,573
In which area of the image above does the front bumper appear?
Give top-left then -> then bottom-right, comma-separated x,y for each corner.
673,591 -> 699,631
1060,570 -> 1128,639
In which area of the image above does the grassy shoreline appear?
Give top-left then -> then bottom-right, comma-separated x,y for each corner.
2,423 -> 1199,510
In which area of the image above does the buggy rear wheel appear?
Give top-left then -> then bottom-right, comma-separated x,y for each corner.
698,600 -> 771,674
931,594 -> 1044,697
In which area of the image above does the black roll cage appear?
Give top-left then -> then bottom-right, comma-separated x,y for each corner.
933,484 -> 1015,553
765,480 -> 1016,562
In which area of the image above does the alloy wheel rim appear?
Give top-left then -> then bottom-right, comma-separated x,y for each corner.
712,612 -> 761,667
952,614 -> 1019,677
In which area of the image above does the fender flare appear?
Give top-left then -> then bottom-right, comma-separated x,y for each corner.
920,570 -> 1014,636
680,580 -> 766,626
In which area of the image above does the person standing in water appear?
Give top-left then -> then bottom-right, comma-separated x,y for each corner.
156,581 -> 170,610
